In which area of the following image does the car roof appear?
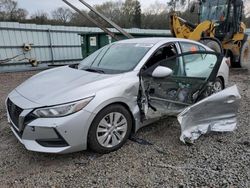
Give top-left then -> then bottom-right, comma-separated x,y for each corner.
116,37 -> 198,45
116,37 -> 212,51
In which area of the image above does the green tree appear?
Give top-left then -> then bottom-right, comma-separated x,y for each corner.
134,0 -> 141,28
122,0 -> 142,28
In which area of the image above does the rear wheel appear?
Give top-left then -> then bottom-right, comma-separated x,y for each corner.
239,41 -> 250,69
212,77 -> 224,93
201,39 -> 223,54
203,77 -> 224,97
88,104 -> 132,153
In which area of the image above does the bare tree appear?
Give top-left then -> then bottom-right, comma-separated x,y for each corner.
70,10 -> 95,27
51,7 -> 73,24
167,0 -> 189,12
0,0 -> 248,28
12,8 -> 28,20
243,0 -> 250,17
145,1 -> 168,15
94,1 -> 123,24
3,0 -> 17,20
30,11 -> 49,24
0,0 -> 28,21
142,3 -> 169,30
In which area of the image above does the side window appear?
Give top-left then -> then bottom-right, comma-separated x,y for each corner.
182,53 -> 217,79
179,42 -> 217,79
144,43 -> 180,75
180,42 -> 206,52
180,42 -> 206,63
198,45 -> 206,51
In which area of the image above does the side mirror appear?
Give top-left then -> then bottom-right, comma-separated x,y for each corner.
152,66 -> 173,78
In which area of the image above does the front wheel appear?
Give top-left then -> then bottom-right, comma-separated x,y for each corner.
88,104 -> 132,153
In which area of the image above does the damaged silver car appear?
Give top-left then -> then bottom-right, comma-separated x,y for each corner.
6,38 -> 239,154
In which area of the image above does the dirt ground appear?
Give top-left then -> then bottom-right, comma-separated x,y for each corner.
0,69 -> 249,187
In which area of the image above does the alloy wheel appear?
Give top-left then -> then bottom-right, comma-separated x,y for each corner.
213,80 -> 223,93
96,112 -> 128,148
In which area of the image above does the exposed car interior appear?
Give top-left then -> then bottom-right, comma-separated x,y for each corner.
139,42 -> 219,118
142,43 -> 179,74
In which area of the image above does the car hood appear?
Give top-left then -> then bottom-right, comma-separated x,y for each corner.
15,66 -> 124,106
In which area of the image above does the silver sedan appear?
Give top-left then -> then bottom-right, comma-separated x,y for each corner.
6,38 -> 232,154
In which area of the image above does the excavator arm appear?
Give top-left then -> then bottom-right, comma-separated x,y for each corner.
170,13 -> 214,41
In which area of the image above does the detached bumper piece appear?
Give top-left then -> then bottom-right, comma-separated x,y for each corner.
178,85 -> 241,144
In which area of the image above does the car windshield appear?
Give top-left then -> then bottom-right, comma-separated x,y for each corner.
78,43 -> 153,74
200,0 -> 228,22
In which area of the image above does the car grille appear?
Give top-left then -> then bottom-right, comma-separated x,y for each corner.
7,99 -> 23,130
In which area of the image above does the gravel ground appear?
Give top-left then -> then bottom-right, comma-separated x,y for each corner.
0,69 -> 249,188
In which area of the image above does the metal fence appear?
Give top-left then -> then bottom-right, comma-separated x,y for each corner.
0,21 -> 249,72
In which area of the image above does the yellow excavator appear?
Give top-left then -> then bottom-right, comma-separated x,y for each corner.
170,0 -> 250,68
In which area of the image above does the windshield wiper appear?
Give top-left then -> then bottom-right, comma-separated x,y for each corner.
84,68 -> 105,74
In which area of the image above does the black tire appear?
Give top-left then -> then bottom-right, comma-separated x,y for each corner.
201,39 -> 223,54
239,41 -> 250,69
88,104 -> 132,153
203,77 -> 224,98
228,51 -> 241,68
212,77 -> 224,94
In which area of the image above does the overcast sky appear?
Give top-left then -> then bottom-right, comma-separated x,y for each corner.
17,0 -> 167,16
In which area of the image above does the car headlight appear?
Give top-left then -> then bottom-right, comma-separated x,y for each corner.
32,97 -> 94,118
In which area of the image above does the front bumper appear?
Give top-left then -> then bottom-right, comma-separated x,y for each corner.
6,91 -> 94,154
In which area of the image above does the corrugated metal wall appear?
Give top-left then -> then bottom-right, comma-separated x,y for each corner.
0,22 -> 84,72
